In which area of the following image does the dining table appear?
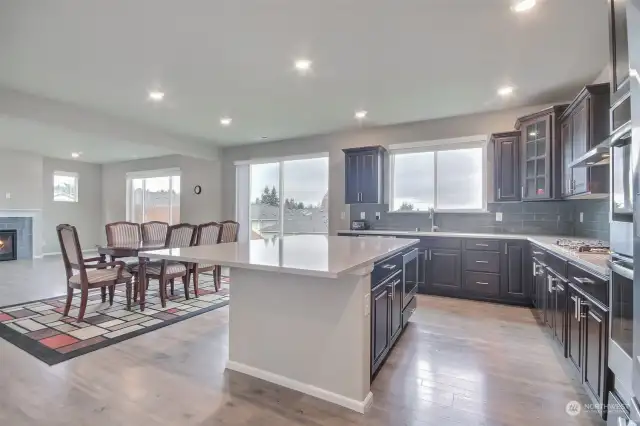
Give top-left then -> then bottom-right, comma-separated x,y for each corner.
97,240 -> 166,310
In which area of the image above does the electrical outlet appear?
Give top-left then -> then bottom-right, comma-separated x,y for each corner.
360,211 -> 366,220
5,192 -> 10,199
340,211 -> 346,220
364,293 -> 370,317
375,212 -> 381,220
495,212 -> 503,222
580,212 -> 584,223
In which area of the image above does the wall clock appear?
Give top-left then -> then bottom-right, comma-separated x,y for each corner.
193,185 -> 202,195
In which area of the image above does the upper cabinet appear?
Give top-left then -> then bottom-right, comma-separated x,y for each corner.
514,105 -> 568,201
608,0 -> 630,105
343,146 -> 386,204
559,84 -> 610,198
492,131 -> 521,202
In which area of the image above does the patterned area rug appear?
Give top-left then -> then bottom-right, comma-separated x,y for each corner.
0,275 -> 229,365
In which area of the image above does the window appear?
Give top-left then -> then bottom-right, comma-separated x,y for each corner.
236,154 -> 329,241
390,137 -> 487,212
53,171 -> 78,202
126,169 -> 181,225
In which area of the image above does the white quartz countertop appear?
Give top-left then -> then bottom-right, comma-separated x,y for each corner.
337,230 -> 609,277
143,235 -> 419,279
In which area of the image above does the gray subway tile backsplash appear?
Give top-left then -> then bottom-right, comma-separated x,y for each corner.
350,199 -> 610,241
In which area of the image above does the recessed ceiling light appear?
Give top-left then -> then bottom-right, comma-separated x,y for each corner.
220,117 -> 232,126
294,59 -> 312,72
512,0 -> 536,13
71,152 -> 81,158
497,86 -> 515,97
148,91 -> 165,101
355,110 -> 368,120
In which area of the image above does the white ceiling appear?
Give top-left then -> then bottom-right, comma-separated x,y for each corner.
0,0 -> 610,160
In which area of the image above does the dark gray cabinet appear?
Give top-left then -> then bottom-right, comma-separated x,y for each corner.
559,84 -> 610,198
567,286 -> 582,371
426,249 -> 461,290
501,241 -> 528,301
582,298 -> 608,414
514,105 -> 567,201
343,146 -> 386,204
492,131 -> 521,202
608,0 -> 630,105
371,283 -> 390,368
389,273 -> 403,344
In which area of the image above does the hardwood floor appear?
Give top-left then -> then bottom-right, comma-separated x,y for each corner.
0,260 -> 604,425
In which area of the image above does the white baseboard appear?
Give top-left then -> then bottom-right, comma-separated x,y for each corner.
226,360 -> 373,414
42,249 -> 98,257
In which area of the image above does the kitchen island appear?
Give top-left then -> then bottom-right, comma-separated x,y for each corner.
143,235 -> 418,413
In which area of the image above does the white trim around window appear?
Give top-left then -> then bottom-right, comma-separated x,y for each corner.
388,135 -> 489,213
53,171 -> 79,203
233,152 -> 329,166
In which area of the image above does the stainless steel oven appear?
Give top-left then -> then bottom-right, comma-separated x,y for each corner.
609,254 -> 635,404
403,248 -> 418,308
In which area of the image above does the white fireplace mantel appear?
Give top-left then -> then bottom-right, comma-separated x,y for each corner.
0,209 -> 42,259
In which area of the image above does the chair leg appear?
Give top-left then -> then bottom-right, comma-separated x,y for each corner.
63,287 -> 73,317
108,285 -> 115,305
77,287 -> 89,322
159,278 -> 167,308
125,280 -> 132,310
215,266 -> 221,292
133,276 -> 138,302
193,268 -> 199,298
182,273 -> 190,300
101,286 -> 107,303
170,278 -> 175,296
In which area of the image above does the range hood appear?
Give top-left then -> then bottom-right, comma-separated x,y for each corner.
569,121 -> 632,168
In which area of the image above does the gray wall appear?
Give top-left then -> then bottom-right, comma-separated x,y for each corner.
220,103 -> 560,235
42,157 -> 102,253
0,149 -> 43,210
101,155 -> 222,234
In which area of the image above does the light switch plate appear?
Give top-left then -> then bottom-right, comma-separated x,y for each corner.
580,212 -> 584,223
375,212 -> 381,220
340,211 -> 346,220
5,192 -> 10,199
495,212 -> 503,222
360,212 -> 366,220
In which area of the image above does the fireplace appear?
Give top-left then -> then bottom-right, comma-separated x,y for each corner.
0,230 -> 17,261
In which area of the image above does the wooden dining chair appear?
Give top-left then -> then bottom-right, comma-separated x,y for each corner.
190,222 -> 223,295
141,221 -> 169,243
132,223 -> 196,308
57,224 -> 132,322
215,220 -> 239,287
105,221 -> 141,259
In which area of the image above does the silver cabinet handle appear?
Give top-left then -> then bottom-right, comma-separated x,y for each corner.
571,296 -> 578,319
498,188 -> 501,199
573,277 -> 595,285
475,243 -> 489,247
504,243 -> 507,255
547,275 -> 556,292
475,260 -> 489,264
532,261 -> 537,277
577,297 -> 582,322
476,281 -> 489,285
533,251 -> 544,255
521,186 -> 524,198
428,250 -> 432,261
382,264 -> 397,270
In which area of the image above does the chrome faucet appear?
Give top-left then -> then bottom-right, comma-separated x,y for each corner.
428,207 -> 439,232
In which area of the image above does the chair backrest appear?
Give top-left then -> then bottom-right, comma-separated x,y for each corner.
219,220 -> 239,243
56,224 -> 85,277
105,221 -> 141,246
165,223 -> 196,248
142,221 -> 169,243
196,222 -> 223,246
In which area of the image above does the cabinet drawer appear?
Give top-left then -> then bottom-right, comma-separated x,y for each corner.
464,272 -> 500,296
567,263 -> 608,306
531,245 -> 547,262
465,239 -> 500,251
546,251 -> 568,278
420,237 -> 461,250
465,251 -> 500,273
372,253 -> 403,285
402,296 -> 416,328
